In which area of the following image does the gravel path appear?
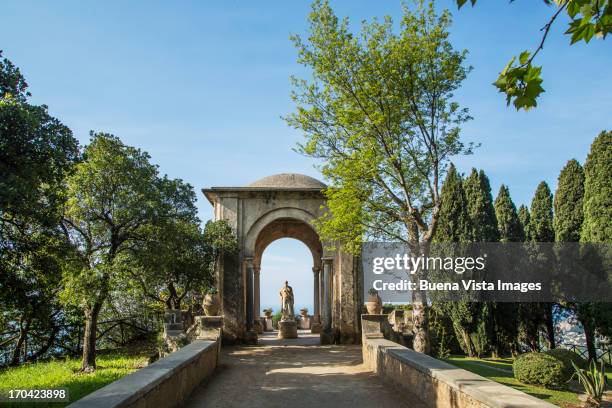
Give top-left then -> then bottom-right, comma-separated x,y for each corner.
186,330 -> 414,408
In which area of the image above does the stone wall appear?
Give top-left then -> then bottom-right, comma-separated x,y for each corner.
361,315 -> 558,408
67,339 -> 219,408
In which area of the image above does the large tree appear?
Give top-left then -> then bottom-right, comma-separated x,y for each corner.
0,51 -> 79,365
518,205 -> 531,241
578,131 -> 612,360
464,169 -> 500,356
285,0 -> 474,353
61,133 -> 160,372
552,158 -> 600,359
554,159 -> 585,242
128,176 -> 237,311
494,185 -> 525,243
433,165 -> 477,356
493,185 -> 523,355
529,181 -> 556,350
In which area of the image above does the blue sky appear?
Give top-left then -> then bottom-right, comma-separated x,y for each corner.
2,0 -> 610,312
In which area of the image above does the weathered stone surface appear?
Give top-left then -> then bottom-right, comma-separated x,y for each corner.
278,320 -> 298,339
264,317 -> 274,331
67,339 -> 220,408
298,315 -> 312,329
361,316 -> 557,408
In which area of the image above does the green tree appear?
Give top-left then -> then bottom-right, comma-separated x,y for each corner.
518,205 -> 532,241
433,165 -> 478,356
530,181 -> 556,350
578,131 -> 612,360
61,133 -> 160,372
494,185 -> 525,243
463,169 -> 499,357
128,176 -> 237,311
552,159 -> 598,360
285,0 -> 474,354
455,1 -> 611,110
581,131 -> 612,242
0,51 -> 79,365
530,181 -> 555,243
464,169 -> 499,242
554,159 -> 585,242
493,185 -> 523,355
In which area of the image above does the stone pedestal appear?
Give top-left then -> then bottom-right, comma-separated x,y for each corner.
264,317 -> 274,331
298,316 -> 312,330
320,328 -> 337,345
244,330 -> 258,345
254,319 -> 263,334
278,320 -> 298,339
311,322 -> 322,334
193,316 -> 223,341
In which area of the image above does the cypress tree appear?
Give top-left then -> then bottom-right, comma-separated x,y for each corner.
529,181 -> 556,350
581,131 -> 612,242
464,169 -> 499,356
530,181 -> 555,243
553,158 -> 595,360
435,164 -> 472,243
554,159 -> 585,242
464,169 -> 500,242
493,185 -> 523,354
578,131 -> 612,360
494,185 -> 525,242
434,164 -> 477,356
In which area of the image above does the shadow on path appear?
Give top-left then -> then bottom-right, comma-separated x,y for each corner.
186,330 -> 413,408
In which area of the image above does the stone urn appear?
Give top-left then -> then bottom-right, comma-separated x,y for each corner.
203,291 -> 221,316
365,289 -> 382,314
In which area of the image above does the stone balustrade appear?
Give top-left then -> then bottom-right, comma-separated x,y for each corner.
361,315 -> 558,408
67,339 -> 219,408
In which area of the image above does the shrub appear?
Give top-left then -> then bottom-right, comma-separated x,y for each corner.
545,348 -> 587,379
513,352 -> 567,388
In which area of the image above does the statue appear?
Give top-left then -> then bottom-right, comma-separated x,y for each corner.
279,280 -> 295,320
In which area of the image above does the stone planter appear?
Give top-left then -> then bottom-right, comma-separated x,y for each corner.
203,293 -> 221,316
365,293 -> 382,314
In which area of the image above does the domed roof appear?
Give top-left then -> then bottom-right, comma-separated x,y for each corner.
247,173 -> 326,189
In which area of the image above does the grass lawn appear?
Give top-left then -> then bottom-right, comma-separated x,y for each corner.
444,355 -> 583,408
0,345 -> 155,408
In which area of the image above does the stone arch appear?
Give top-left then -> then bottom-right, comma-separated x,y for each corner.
252,217 -> 323,270
244,206 -> 322,261
203,173 -> 360,344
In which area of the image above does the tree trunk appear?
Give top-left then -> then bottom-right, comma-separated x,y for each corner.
412,297 -> 430,354
544,303 -> 555,350
581,316 -> 597,362
410,237 -> 430,354
457,326 -> 476,357
81,302 -> 103,372
10,318 -> 30,366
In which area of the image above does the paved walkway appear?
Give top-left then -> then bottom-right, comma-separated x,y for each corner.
186,330 -> 412,408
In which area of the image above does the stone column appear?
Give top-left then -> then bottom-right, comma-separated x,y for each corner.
311,266 -> 322,333
313,266 -> 320,321
245,258 -> 254,331
322,258 -> 333,331
253,266 -> 263,334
